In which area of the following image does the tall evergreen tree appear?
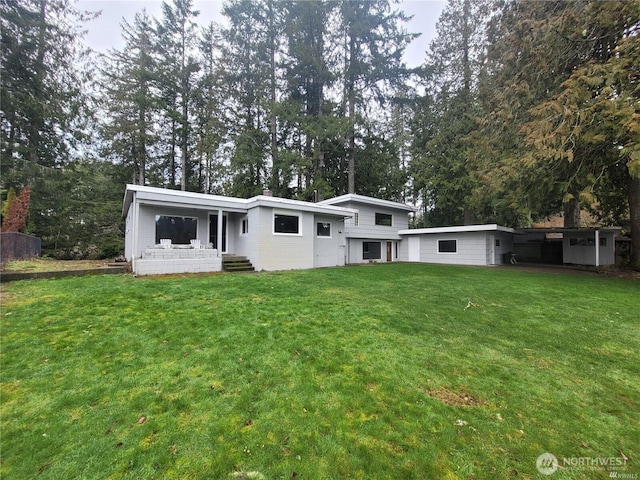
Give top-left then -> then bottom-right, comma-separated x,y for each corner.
339,0 -> 417,194
156,0 -> 200,190
281,0 -> 336,200
411,0 -> 494,226
0,0 -> 97,252
100,10 -> 159,186
219,0 -> 274,197
194,22 -> 226,193
520,1 -> 640,267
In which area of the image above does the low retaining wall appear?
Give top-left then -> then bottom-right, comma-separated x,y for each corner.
134,248 -> 222,275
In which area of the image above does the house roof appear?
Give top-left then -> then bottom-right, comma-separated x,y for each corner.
319,193 -> 416,212
398,224 -> 515,235
122,185 -> 357,218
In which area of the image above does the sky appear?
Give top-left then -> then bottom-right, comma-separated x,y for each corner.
76,0 -> 446,68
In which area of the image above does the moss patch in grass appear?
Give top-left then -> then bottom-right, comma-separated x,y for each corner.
1,264 -> 639,479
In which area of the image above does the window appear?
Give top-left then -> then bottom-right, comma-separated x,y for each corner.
570,237 -> 599,246
353,213 -> 359,226
241,218 -> 248,235
317,222 -> 331,237
155,215 -> 197,244
495,239 -> 501,247
375,213 -> 393,226
599,237 -> 607,247
363,241 -> 381,260
438,239 -> 457,253
274,213 -> 300,234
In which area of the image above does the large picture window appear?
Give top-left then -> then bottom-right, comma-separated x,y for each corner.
274,213 -> 300,234
155,215 -> 197,244
375,213 -> 393,226
363,241 -> 381,260
438,239 -> 457,253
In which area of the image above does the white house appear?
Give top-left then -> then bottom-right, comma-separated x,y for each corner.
398,224 -> 515,266
123,185 -> 617,275
123,185 -> 364,275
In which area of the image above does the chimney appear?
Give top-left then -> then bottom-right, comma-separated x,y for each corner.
263,189 -> 273,197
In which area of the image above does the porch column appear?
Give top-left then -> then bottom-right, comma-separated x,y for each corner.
595,229 -> 600,267
217,209 -> 223,254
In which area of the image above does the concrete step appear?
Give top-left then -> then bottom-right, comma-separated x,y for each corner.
222,256 -> 255,272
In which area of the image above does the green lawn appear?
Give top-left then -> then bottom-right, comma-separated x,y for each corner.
1,264 -> 638,479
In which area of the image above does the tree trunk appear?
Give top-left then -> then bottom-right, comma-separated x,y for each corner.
138,101 -> 146,186
29,0 -> 47,166
628,170 -> 640,271
346,30 -> 356,194
268,0 -> 279,194
563,195 -> 581,228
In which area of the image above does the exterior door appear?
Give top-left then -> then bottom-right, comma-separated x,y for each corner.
386,241 -> 392,262
209,214 -> 227,252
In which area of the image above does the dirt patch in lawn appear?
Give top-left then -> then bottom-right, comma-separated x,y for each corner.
423,386 -> 483,407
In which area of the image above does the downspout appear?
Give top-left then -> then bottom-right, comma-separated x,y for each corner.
595,229 -> 600,267
132,196 -> 139,274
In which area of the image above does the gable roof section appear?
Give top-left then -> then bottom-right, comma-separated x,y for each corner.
246,195 -> 357,217
123,185 -> 356,218
319,193 -> 415,212
398,224 -> 515,235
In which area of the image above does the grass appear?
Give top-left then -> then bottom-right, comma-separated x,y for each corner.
1,263 -> 638,479
1,258 -> 108,272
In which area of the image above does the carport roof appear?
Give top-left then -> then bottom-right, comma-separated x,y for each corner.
516,227 -> 622,234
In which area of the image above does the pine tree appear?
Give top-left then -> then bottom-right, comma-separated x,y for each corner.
339,0 -> 417,194
100,10 -> 159,186
219,0 -> 273,197
156,0 -> 201,190
193,22 -> 226,193
0,0 -> 97,253
411,0 -> 493,226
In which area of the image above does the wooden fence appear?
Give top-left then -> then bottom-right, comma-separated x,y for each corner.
0,232 -> 41,267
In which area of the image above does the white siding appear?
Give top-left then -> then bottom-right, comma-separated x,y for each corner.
234,209 -> 258,263
124,205 -> 134,261
254,207 -> 314,271
342,202 -> 408,239
313,216 -> 345,268
333,201 -> 410,264
419,232 -> 490,266
347,238 -> 399,264
408,236 -> 420,262
563,231 -> 616,266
